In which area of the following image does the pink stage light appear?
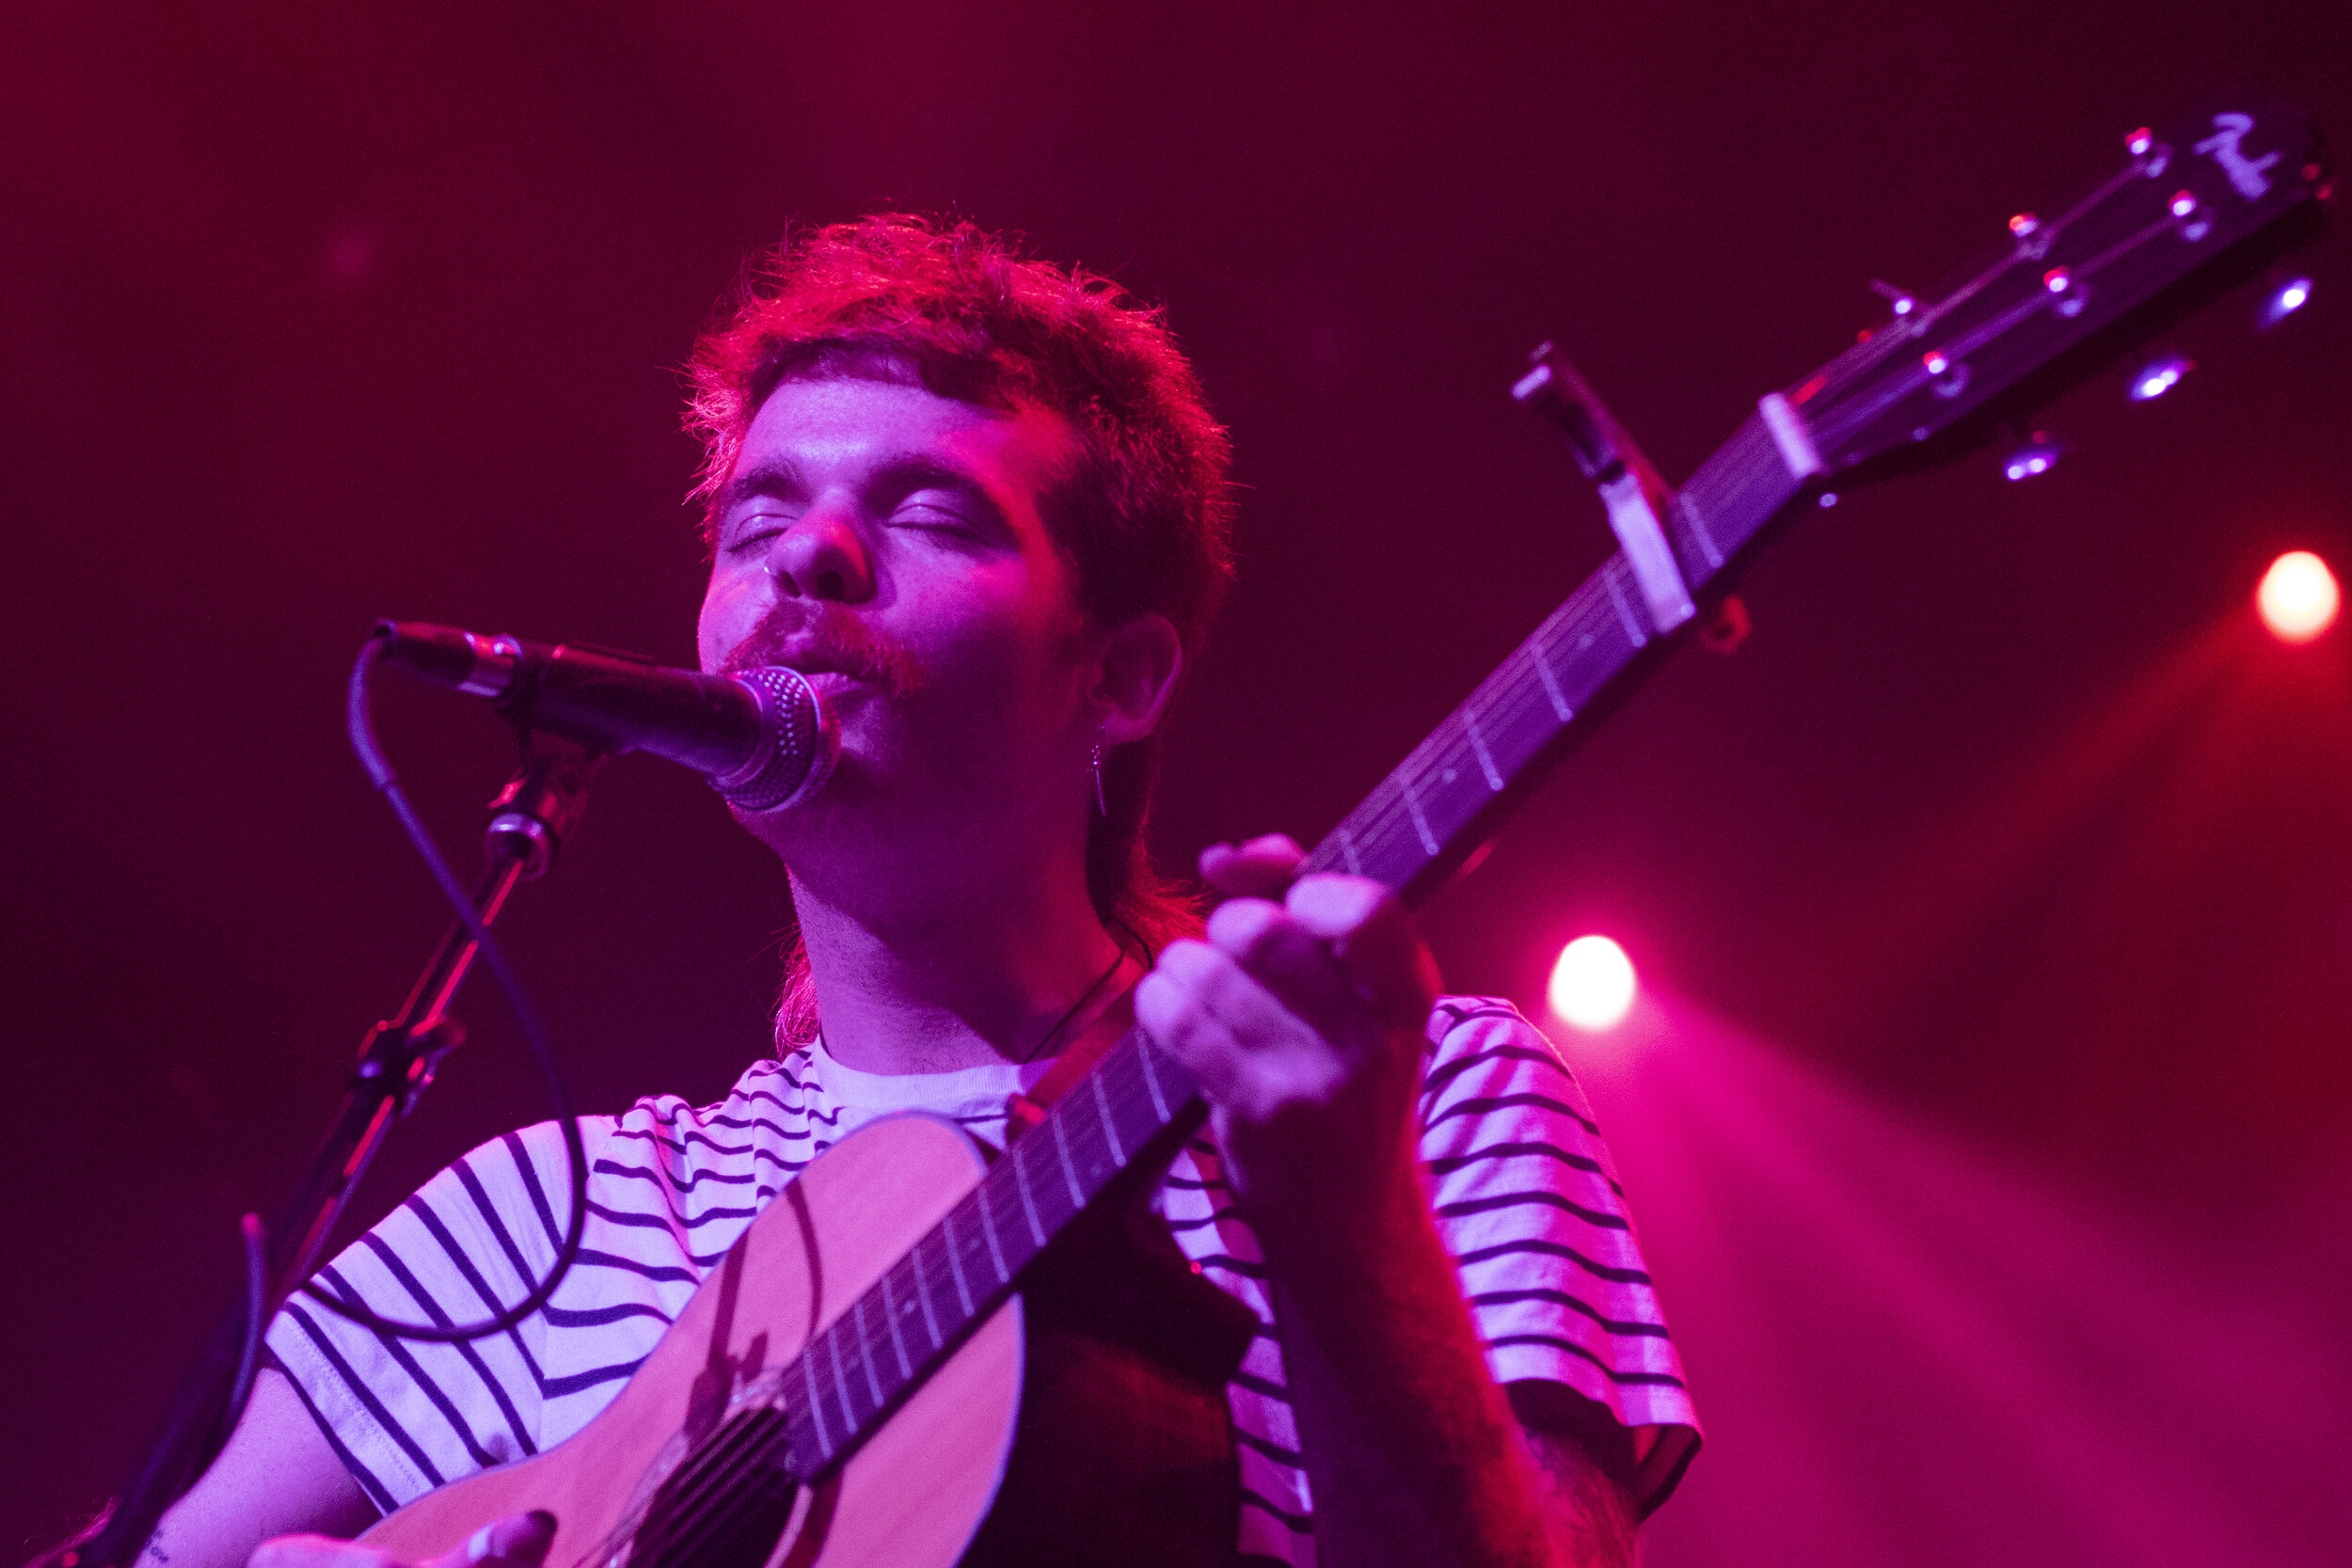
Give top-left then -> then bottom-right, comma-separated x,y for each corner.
1548,935 -> 1636,1030
2256,551 -> 2340,642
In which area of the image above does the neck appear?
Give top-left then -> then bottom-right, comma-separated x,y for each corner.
788,843 -> 1128,1076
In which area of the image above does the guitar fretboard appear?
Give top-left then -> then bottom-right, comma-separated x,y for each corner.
777,406 -> 1810,1479
782,1024 -> 1204,1473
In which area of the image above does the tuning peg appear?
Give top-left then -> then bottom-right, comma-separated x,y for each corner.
2127,352 -> 2193,402
2258,274 -> 2313,329
2002,430 -> 2065,482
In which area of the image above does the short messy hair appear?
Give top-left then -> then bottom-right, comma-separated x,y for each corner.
684,214 -> 1236,1045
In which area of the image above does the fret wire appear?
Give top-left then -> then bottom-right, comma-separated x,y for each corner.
1048,1104 -> 1087,1208
801,1350 -> 831,1457
939,1208 -> 977,1317
851,1297 -> 886,1407
909,1237 -> 944,1350
1463,709 -> 1504,792
1089,1069 -> 1125,1164
826,1320 -> 858,1436
1604,570 -> 1646,645
1135,1031 -> 1170,1121
1008,1139 -> 1050,1245
973,1174 -> 1010,1281
1399,776 -> 1440,856
1673,490 -> 1725,572
1108,1038 -> 1177,1150
880,1259 -> 913,1363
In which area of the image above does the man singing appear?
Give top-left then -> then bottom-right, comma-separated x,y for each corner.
143,215 -> 1697,1568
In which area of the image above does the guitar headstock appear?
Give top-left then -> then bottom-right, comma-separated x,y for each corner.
1789,99 -> 2328,474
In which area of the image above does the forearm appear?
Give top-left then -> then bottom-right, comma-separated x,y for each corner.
142,1368 -> 378,1568
1260,1160 -> 1616,1568
1141,845 -> 1643,1565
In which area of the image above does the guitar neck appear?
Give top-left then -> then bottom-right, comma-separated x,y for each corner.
778,407 -> 1814,1481
781,93 -> 2328,1481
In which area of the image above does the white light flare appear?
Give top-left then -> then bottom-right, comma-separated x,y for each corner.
2259,277 -> 2312,329
2257,551 -> 2341,643
2128,354 -> 2191,402
1549,936 -> 1638,1032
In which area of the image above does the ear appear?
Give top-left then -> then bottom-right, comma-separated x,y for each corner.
1087,612 -> 1184,746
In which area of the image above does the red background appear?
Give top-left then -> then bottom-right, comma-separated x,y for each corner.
5,3 -> 2348,1562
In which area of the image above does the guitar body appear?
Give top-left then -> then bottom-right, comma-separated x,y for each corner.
359,1115 -> 1248,1568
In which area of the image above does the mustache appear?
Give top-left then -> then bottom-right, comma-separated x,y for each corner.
721,603 -> 928,697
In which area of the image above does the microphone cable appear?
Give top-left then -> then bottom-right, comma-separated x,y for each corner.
292,634 -> 592,1343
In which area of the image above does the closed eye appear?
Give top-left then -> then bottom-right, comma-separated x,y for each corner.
722,506 -> 801,555
888,492 -> 987,534
868,459 -> 1012,546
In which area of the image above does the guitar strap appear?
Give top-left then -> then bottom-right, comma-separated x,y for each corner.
1003,971 -> 1139,1142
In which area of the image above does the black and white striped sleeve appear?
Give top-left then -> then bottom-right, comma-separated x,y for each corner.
262,1119 -> 589,1513
1418,997 -> 1701,1515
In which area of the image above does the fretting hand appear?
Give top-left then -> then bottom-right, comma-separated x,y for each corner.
1135,833 -> 1440,1256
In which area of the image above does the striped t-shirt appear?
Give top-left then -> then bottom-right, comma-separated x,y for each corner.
266,997 -> 1699,1564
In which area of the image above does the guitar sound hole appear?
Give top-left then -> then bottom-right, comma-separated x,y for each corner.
628,1405 -> 798,1568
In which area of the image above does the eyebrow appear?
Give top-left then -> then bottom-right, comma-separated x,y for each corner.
719,458 -> 806,514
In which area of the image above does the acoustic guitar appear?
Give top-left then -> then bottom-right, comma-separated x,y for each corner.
357,99 -> 2325,1568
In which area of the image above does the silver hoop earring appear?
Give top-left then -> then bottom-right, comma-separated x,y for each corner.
1090,740 -> 1108,817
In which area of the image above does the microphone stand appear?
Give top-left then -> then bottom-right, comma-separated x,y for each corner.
51,736 -> 600,1568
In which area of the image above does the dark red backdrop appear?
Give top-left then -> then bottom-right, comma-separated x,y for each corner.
6,3 -> 2347,1562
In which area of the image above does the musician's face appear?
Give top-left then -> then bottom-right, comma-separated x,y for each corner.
697,372 -> 1102,847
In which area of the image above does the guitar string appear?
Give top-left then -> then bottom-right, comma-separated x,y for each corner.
1331,577 -> 1619,871
630,1418 -> 798,1568
622,1402 -> 790,1560
1336,566 -> 1638,880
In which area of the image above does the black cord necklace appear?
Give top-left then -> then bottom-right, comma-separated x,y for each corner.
1018,942 -> 1134,1065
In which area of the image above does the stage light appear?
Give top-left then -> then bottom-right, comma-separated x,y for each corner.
2002,432 -> 2064,482
1549,936 -> 1636,1031
2257,551 -> 2340,642
2127,354 -> 2191,402
2258,276 -> 2312,329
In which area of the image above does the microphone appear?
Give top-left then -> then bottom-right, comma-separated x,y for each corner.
373,621 -> 838,812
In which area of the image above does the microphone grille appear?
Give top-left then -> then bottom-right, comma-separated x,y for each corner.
714,667 -> 838,812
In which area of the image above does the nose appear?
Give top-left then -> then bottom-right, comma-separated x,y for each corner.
766,505 -> 875,604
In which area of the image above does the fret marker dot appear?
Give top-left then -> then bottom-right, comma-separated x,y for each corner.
1549,936 -> 1636,1032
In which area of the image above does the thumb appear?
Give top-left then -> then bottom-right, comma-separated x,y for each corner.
427,1513 -> 557,1568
